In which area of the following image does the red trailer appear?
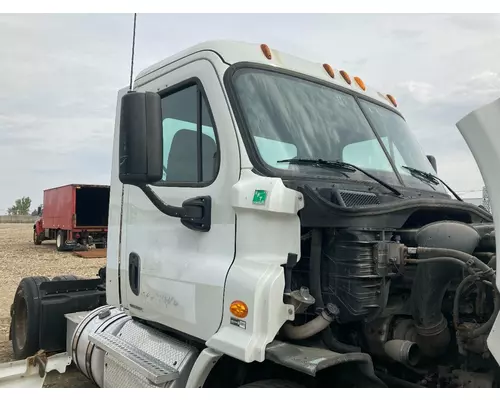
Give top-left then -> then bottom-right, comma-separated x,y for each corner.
33,184 -> 110,251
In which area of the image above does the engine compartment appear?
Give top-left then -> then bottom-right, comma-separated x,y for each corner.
282,183 -> 499,388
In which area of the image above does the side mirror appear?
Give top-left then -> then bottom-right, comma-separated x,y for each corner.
119,91 -> 163,185
427,155 -> 437,173
37,206 -> 42,216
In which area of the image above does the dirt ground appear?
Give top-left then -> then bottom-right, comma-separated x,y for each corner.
0,223 -> 103,388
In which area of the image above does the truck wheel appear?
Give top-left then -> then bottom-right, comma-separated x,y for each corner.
52,275 -> 78,281
33,229 -> 42,245
56,230 -> 68,252
239,379 -> 304,388
11,276 -> 50,360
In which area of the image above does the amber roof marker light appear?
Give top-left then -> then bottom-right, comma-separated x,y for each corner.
323,63 -> 335,79
386,94 -> 398,107
354,77 -> 366,91
340,70 -> 352,85
260,44 -> 272,60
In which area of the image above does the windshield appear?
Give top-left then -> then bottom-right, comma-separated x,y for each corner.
230,68 -> 447,194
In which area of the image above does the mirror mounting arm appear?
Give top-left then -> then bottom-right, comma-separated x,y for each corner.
138,184 -> 211,232
139,184 -> 186,218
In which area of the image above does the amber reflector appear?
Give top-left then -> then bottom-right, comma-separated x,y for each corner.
230,300 -> 249,318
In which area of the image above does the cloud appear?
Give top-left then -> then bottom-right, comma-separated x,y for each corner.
0,14 -> 132,212
398,70 -> 500,108
447,14 -> 500,33
390,29 -> 423,40
395,68 -> 500,192
398,81 -> 435,104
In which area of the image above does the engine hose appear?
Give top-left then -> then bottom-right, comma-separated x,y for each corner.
416,247 -> 495,280
309,229 -> 361,353
406,257 -> 467,268
414,248 -> 498,340
404,256 -> 465,357
282,309 -> 332,340
453,274 -> 500,339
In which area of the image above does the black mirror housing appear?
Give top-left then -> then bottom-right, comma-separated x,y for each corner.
119,91 -> 163,185
427,155 -> 437,173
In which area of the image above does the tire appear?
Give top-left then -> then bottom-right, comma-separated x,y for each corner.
239,379 -> 304,388
56,230 -> 68,252
33,229 -> 42,245
11,276 -> 50,360
52,275 -> 78,281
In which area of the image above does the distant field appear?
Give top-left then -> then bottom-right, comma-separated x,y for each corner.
0,223 -> 102,387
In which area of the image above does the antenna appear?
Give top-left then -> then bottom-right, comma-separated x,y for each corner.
128,13 -> 137,92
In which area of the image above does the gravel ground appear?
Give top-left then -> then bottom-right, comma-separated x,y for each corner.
0,223 -> 103,387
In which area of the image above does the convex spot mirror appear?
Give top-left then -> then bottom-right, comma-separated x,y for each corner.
427,155 -> 437,173
119,91 -> 163,185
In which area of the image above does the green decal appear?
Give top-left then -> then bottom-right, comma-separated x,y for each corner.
252,190 -> 267,205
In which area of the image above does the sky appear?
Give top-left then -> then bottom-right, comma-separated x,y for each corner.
0,13 -> 499,213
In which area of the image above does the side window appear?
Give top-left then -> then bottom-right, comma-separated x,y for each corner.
160,83 -> 218,184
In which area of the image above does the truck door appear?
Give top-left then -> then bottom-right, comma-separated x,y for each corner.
119,58 -> 240,340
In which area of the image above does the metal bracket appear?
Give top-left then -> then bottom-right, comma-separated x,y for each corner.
265,340 -> 373,377
0,351 -> 71,388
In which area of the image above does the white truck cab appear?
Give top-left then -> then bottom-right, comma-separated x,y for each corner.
2,41 -> 500,389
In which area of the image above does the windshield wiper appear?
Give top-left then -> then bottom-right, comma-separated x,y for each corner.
401,166 -> 463,201
277,158 -> 403,198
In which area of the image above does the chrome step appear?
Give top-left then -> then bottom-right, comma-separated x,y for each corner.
88,331 -> 179,385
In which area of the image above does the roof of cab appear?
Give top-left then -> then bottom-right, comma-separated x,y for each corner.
134,40 -> 396,109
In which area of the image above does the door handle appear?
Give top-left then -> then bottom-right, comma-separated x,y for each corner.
128,252 -> 140,296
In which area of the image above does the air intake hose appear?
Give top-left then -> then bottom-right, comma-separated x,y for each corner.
409,246 -> 497,356
407,257 -> 465,357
